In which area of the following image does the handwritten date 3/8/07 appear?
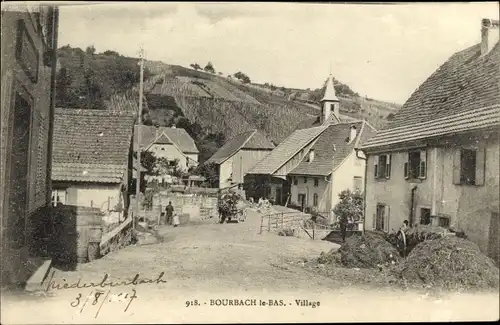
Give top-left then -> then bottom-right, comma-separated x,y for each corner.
71,289 -> 138,318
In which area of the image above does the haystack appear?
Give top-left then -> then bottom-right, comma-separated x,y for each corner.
338,231 -> 400,268
396,236 -> 499,290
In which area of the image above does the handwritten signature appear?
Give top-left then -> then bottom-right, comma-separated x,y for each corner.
70,289 -> 138,318
45,271 -> 167,292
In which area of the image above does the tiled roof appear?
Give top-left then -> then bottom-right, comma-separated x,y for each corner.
206,130 -> 275,164
290,121 -> 376,176
134,125 -> 199,153
295,114 -> 361,130
248,125 -> 327,175
154,133 -> 173,145
363,41 -> 500,149
361,104 -> 500,150
52,108 -> 136,183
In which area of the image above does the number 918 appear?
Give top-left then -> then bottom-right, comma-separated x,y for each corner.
186,300 -> 200,307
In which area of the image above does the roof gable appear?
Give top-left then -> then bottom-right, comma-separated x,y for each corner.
289,121 -> 370,176
248,125 -> 328,175
135,126 -> 199,153
206,130 -> 275,165
388,42 -> 499,130
361,41 -> 500,149
52,108 -> 136,183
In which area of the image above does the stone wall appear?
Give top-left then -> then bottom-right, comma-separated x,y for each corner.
152,193 -> 218,222
99,217 -> 133,256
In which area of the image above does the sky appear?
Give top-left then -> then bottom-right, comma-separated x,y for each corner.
55,2 -> 500,104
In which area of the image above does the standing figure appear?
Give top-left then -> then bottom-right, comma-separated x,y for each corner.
172,213 -> 180,227
339,214 -> 348,243
165,201 -> 174,225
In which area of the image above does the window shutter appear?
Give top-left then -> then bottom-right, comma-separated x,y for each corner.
385,154 -> 391,179
372,213 -> 376,230
404,153 -> 409,179
475,148 -> 486,186
384,205 -> 390,232
419,150 -> 427,179
374,156 -> 379,179
453,149 -> 462,185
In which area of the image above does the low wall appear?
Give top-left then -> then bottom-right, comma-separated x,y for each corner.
153,193 -> 218,221
100,217 -> 133,256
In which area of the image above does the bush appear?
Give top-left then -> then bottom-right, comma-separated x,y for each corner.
338,231 -> 401,268
278,228 -> 295,237
393,236 -> 499,290
318,249 -> 341,265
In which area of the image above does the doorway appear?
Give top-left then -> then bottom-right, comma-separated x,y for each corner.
298,194 -> 306,210
7,89 -> 33,248
275,188 -> 282,205
376,204 -> 386,231
420,208 -> 431,225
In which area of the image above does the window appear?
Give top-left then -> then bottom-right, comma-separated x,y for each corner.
313,178 -> 319,187
374,154 -> 391,179
168,160 -> 177,167
404,149 -> 426,180
51,189 -> 66,207
353,176 -> 363,192
313,193 -> 318,207
293,177 -> 298,185
161,147 -> 165,151
304,177 -> 307,184
420,208 -> 431,225
453,148 -> 485,186
438,216 -> 450,228
374,204 -> 389,232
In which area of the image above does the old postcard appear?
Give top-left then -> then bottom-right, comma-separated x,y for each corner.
1,1 -> 499,324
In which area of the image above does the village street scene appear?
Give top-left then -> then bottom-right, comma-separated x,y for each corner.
1,2 -> 499,324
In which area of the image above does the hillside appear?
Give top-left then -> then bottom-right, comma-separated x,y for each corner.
55,46 -> 401,163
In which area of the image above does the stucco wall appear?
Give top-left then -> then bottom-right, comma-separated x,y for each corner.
55,183 -> 122,212
149,143 -> 189,172
365,136 -> 499,254
219,156 -> 234,189
330,151 -> 366,214
290,176 -> 330,212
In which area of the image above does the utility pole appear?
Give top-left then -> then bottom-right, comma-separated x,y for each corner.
135,47 -> 144,226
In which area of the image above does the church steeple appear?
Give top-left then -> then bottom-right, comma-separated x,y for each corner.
320,74 -> 340,124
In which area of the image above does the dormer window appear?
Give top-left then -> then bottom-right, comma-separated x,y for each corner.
308,149 -> 315,163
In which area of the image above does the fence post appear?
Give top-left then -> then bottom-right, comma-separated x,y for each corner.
107,196 -> 110,211
313,221 -> 315,240
268,214 -> 271,232
281,212 -> 284,228
158,204 -> 162,226
259,215 -> 263,235
91,200 -> 94,208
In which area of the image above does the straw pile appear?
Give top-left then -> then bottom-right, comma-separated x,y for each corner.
395,236 -> 500,290
338,231 -> 401,268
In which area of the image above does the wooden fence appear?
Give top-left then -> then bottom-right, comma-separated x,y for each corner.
259,211 -> 332,240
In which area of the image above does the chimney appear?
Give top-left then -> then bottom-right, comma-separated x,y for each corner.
308,149 -> 315,163
481,18 -> 500,56
155,127 -> 160,140
349,125 -> 357,143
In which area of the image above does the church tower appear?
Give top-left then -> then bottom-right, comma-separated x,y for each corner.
320,74 -> 340,124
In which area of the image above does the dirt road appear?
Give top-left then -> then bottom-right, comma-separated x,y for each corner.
2,209 -> 498,323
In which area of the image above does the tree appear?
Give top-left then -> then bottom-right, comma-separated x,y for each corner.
190,63 -> 202,70
191,162 -> 219,187
137,150 -> 157,175
204,61 -> 215,74
85,45 -> 96,56
332,189 -> 364,223
233,71 -> 251,84
155,157 -> 183,179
